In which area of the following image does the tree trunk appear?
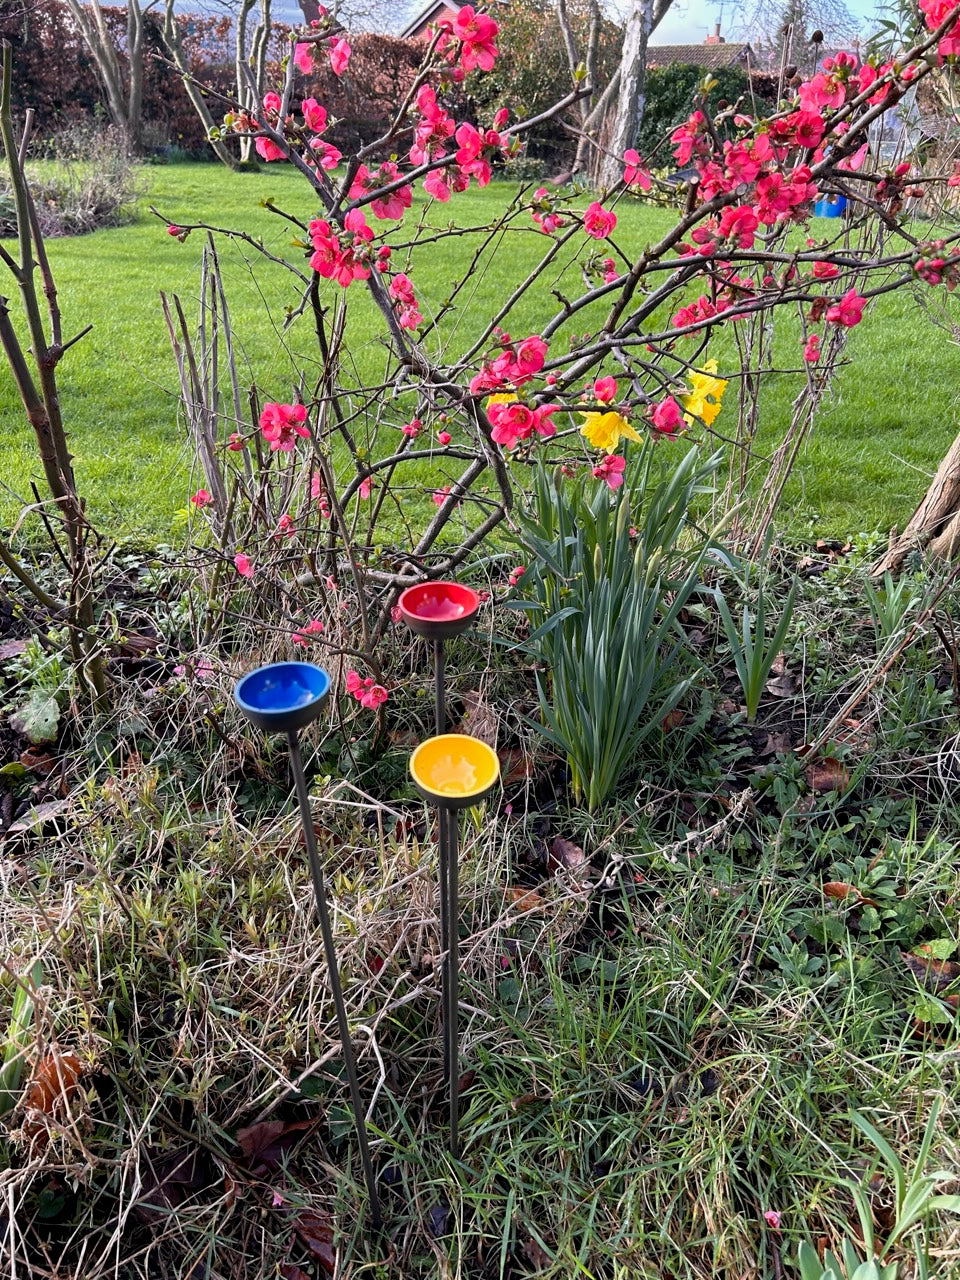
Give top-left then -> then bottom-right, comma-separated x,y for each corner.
63,0 -> 143,153
597,0 -> 673,190
126,0 -> 145,153
598,0 -> 653,189
873,430 -> 960,575
163,0 -> 241,171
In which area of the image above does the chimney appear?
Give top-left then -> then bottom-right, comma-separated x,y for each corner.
705,21 -> 724,44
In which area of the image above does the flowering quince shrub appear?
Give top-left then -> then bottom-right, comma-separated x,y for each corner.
163,0 -> 960,692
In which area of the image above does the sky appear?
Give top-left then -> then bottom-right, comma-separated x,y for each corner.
248,0 -> 884,50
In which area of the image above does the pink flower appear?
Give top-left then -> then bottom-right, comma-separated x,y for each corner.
276,512 -> 295,537
255,136 -> 286,163
437,430 -> 452,445
763,1211 -> 781,1230
359,476 -> 373,499
292,618 -> 325,646
360,683 -> 388,709
803,333 -> 821,363
812,260 -> 839,279
259,402 -> 309,451
583,201 -> 617,240
228,432 -> 246,451
191,489 -> 212,507
592,454 -> 627,490
432,486 -> 451,504
508,565 -> 526,586
452,4 -> 500,72
650,396 -> 685,436
302,97 -> 327,133
234,553 -> 254,579
345,669 -> 388,709
328,38 -> 351,76
293,42 -> 313,74
167,224 -> 183,236
718,204 -> 759,250
623,149 -> 651,190
826,287 -> 866,328
391,605 -> 403,623
424,169 -> 452,202
593,376 -> 618,404
401,417 -> 422,438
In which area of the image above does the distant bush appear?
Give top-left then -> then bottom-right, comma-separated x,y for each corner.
637,63 -> 770,163
0,123 -> 144,236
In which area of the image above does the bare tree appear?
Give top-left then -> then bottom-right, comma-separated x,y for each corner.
556,0 -> 673,187
162,0 -> 241,169
61,0 -> 150,153
235,0 -> 272,163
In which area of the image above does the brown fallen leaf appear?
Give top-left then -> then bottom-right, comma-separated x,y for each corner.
23,1051 -> 82,1118
5,799 -> 70,836
523,1236 -> 552,1269
507,886 -> 543,912
661,708 -> 684,733
294,1209 -> 336,1276
805,757 -> 850,794
823,881 -> 880,908
900,951 -> 960,992
459,689 -> 499,749
499,749 -> 533,788
135,1145 -> 213,1227
0,640 -> 27,662
19,749 -> 57,776
758,730 -> 792,757
236,1118 -> 314,1174
765,672 -> 798,699
547,837 -> 586,873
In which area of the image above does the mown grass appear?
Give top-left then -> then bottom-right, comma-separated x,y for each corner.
1,160 -> 959,541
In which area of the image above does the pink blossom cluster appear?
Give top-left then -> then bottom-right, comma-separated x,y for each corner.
260,402 -> 309,451
650,397 -> 685,436
350,161 -> 413,221
308,208 -> 375,288
346,670 -> 388,709
292,618 -> 325,646
915,240 -> 960,289
920,0 -> 960,59
531,188 -> 566,235
389,273 -> 423,329
470,333 -> 548,395
592,454 -> 626,490
432,4 -> 500,75
487,398 -> 558,451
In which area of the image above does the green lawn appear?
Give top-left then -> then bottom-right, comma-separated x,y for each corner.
1,160 -> 956,541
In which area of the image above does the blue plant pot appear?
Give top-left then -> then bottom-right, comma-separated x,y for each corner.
814,196 -> 846,218
234,662 -> 331,733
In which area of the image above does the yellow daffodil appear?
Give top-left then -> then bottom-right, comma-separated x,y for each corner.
486,392 -> 518,412
580,410 -> 642,454
680,360 -> 728,428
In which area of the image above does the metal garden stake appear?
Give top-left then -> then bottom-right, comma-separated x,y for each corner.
234,661 -> 383,1229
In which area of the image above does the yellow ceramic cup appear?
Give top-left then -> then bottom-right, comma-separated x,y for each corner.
409,734 -> 501,809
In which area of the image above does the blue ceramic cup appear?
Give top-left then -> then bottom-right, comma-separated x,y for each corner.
234,662 -> 331,733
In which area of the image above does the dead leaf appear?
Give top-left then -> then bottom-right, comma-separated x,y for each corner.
236,1119 -> 313,1174
279,1267 -> 312,1280
5,799 -> 70,836
764,672 -> 797,699
900,951 -> 960,992
0,640 -> 27,662
23,1051 -> 81,1117
459,689 -> 499,749
499,749 -> 533,788
823,882 -> 879,908
661,708 -> 684,733
758,730 -> 792,757
547,837 -> 586,873
805,757 -> 850,793
294,1210 -> 336,1276
523,1236 -> 553,1268
19,749 -> 57,777
507,886 -> 543,912
134,1146 -> 213,1226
